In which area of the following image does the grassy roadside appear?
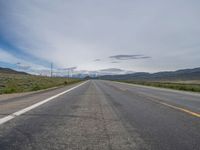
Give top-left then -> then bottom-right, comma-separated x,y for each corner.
118,80 -> 200,93
0,73 -> 81,94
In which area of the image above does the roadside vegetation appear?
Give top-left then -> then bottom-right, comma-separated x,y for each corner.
119,80 -> 200,93
0,73 -> 81,94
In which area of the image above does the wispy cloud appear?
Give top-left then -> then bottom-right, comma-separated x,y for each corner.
109,55 -> 151,60
110,61 -> 120,64
100,68 -> 124,72
59,67 -> 77,71
0,48 -> 51,75
16,62 -> 31,70
98,68 -> 134,75
0,48 -> 20,64
94,59 -> 101,62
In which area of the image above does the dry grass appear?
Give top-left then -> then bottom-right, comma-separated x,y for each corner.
0,73 -> 81,94
120,80 -> 200,92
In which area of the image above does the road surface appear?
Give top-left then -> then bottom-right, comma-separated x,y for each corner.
0,80 -> 199,150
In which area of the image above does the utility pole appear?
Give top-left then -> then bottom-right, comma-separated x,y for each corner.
51,63 -> 53,77
68,69 -> 70,82
71,69 -> 73,78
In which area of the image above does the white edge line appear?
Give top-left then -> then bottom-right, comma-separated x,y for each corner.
0,81 -> 88,125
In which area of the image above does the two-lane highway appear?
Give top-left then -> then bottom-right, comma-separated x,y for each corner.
0,80 -> 199,150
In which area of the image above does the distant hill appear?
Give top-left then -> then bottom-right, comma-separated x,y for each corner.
0,67 -> 28,75
98,67 -> 200,81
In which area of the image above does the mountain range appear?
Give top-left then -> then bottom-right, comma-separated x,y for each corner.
1,67 -> 200,81
0,67 -> 28,75
98,67 -> 200,81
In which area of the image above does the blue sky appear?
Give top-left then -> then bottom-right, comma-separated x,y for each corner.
0,0 -> 200,75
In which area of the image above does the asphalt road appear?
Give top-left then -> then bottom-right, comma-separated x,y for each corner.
0,80 -> 199,150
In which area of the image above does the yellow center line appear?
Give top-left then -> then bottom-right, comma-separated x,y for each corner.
138,93 -> 200,118
115,81 -> 200,118
159,101 -> 200,118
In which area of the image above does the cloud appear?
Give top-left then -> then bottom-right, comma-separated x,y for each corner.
0,48 -> 51,75
0,48 -> 20,64
0,0 -> 200,72
94,59 -> 101,62
59,67 -> 77,71
98,68 -> 134,75
109,55 -> 151,60
110,61 -> 120,64
100,68 -> 124,72
72,68 -> 135,76
16,63 -> 31,70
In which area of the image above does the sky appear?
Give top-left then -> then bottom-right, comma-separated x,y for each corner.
0,0 -> 200,75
